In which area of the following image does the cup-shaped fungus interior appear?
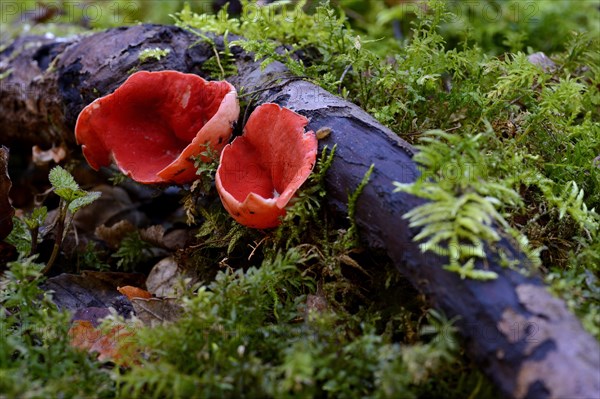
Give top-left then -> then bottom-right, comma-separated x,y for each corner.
216,103 -> 317,228
75,70 -> 239,184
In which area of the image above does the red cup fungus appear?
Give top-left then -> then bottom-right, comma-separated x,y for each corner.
75,70 -> 239,184
216,103 -> 318,229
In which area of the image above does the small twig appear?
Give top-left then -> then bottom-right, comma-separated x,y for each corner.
509,81 -> 542,106
237,75 -> 311,99
28,227 -> 38,257
392,20 -> 404,41
338,64 -> 352,96
241,96 -> 255,130
248,236 -> 267,261
212,46 -> 225,79
34,186 -> 54,203
239,75 -> 311,128
42,201 -> 66,275
445,124 -> 462,132
509,62 -> 564,107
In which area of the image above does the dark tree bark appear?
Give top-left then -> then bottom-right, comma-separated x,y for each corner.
0,146 -> 17,266
0,24 -> 598,399
0,147 -> 14,240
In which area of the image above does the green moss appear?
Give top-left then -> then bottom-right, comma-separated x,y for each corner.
117,250 -> 472,399
0,259 -> 115,398
138,47 -> 170,63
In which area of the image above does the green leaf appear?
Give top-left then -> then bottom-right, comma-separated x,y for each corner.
49,166 -> 88,203
24,206 -> 48,230
49,166 -> 79,192
68,191 -> 101,214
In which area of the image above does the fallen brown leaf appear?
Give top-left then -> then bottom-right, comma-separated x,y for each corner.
146,256 -> 199,297
118,285 -> 152,300
140,225 -> 191,250
69,319 -> 139,366
146,257 -> 180,297
131,297 -> 183,327
74,184 -> 147,235
95,220 -> 136,249
139,225 -> 165,247
71,307 -> 111,327
42,271 -> 145,315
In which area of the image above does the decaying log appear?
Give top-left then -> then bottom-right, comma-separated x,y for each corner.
0,147 -> 14,239
0,25 -> 598,399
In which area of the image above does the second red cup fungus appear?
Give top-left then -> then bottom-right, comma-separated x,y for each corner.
216,103 -> 318,229
75,70 -> 239,184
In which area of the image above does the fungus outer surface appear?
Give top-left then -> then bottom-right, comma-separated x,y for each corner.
75,70 -> 239,184
216,103 -> 318,228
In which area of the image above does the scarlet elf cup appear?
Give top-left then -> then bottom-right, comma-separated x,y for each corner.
75,70 -> 239,184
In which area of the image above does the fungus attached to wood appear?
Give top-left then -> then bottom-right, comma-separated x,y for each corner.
216,103 -> 318,228
75,70 -> 239,184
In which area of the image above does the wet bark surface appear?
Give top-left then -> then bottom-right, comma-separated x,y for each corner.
1,24 -> 598,399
